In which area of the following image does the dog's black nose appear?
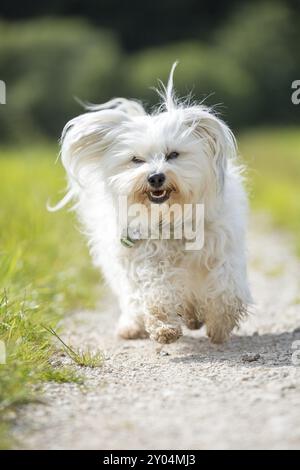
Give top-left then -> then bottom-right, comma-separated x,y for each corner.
147,172 -> 166,188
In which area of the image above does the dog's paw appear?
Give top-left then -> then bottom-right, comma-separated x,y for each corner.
206,325 -> 229,344
150,325 -> 182,344
184,318 -> 204,330
117,322 -> 148,340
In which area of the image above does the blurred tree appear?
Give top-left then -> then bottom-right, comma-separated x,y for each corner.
0,1 -> 298,142
124,42 -> 255,128
0,0 -> 298,52
214,0 -> 299,125
0,18 -> 121,140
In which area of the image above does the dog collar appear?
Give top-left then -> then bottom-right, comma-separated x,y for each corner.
120,235 -> 137,248
120,225 -> 179,248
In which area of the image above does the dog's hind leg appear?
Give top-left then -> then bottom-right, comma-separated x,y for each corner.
117,315 -> 148,340
116,296 -> 148,340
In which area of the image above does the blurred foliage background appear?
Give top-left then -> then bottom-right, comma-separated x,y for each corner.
0,0 -> 299,141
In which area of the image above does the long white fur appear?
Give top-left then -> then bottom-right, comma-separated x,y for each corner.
57,64 -> 252,344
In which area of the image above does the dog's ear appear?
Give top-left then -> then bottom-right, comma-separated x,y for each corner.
184,107 -> 237,193
60,98 -> 145,184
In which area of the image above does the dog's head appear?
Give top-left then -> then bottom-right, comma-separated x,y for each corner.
59,64 -> 236,213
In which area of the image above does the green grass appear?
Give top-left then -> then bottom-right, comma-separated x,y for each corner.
0,146 -> 100,448
45,326 -> 104,368
239,127 -> 300,254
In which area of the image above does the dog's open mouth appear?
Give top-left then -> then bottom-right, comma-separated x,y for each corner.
147,189 -> 171,204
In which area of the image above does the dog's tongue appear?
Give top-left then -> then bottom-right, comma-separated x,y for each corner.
153,190 -> 164,196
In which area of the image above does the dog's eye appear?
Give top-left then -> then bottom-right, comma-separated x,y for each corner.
166,151 -> 179,161
132,156 -> 145,164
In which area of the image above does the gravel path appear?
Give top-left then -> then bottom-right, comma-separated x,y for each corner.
13,218 -> 300,449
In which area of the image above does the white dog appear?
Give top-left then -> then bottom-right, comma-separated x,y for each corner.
56,64 -> 252,344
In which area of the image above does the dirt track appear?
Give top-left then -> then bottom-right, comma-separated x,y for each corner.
13,218 -> 300,449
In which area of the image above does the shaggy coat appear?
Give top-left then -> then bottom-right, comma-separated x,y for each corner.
56,65 -> 252,344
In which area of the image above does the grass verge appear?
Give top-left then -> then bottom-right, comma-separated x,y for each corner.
239,127 -> 300,254
0,146 -> 100,448
44,326 -> 104,368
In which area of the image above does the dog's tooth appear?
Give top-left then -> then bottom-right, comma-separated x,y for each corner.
151,190 -> 166,198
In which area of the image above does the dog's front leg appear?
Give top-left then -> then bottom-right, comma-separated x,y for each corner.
141,263 -> 185,344
117,292 -> 182,343
117,292 -> 148,340
117,250 -> 184,344
142,282 -> 183,344
144,306 -> 183,344
117,290 -> 183,343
